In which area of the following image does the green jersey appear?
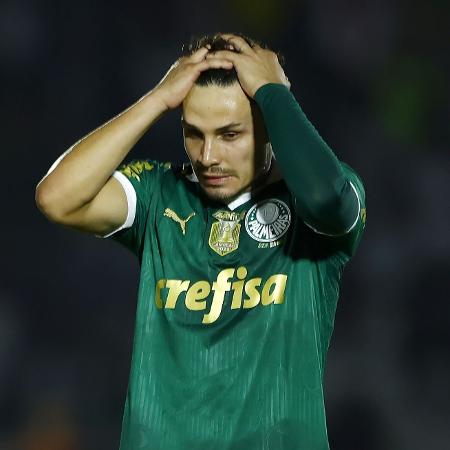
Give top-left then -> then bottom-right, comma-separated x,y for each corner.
99,84 -> 366,449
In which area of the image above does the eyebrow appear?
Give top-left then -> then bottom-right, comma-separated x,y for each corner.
181,119 -> 243,133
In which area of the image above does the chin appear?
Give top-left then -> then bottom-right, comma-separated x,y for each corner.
201,185 -> 241,203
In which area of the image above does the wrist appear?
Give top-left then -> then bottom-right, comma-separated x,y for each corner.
253,82 -> 289,99
144,88 -> 171,114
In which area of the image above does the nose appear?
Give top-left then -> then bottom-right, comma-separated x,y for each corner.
199,136 -> 221,167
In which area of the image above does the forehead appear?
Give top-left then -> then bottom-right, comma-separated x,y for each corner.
182,83 -> 252,129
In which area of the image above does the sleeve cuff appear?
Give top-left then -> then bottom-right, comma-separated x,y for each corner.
254,83 -> 292,107
95,170 -> 137,238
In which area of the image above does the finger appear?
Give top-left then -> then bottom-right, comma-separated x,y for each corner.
189,46 -> 211,63
205,50 -> 239,63
219,34 -> 255,54
195,58 -> 233,72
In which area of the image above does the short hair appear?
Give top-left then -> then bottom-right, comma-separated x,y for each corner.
181,32 -> 285,88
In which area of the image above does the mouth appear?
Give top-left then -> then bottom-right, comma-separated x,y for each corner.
201,174 -> 233,186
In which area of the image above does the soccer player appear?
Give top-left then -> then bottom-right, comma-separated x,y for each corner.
36,32 -> 366,450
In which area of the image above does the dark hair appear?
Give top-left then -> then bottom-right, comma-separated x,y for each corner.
181,32 -> 285,88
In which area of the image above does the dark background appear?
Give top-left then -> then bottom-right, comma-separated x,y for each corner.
1,0 -> 449,449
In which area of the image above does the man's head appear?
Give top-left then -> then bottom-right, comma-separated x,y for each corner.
180,33 -> 284,203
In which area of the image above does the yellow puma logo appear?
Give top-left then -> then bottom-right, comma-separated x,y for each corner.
164,208 -> 196,235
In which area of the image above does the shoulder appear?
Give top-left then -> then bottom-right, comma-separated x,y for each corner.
117,159 -> 171,180
116,159 -> 199,184
117,159 -> 201,200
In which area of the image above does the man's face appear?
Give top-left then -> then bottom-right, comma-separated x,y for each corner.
181,82 -> 268,203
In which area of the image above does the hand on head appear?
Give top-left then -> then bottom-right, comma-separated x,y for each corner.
205,33 -> 290,98
152,45 -> 233,110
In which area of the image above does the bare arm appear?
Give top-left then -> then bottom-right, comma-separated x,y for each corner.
35,47 -> 232,236
35,90 -> 169,235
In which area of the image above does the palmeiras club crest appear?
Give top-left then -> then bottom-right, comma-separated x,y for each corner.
209,210 -> 246,256
245,198 -> 291,243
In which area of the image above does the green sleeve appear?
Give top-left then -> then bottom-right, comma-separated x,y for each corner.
253,83 -> 361,236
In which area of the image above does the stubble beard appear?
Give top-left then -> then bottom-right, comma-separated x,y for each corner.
195,152 -> 271,204
194,165 -> 243,203
200,170 -> 266,204
201,184 -> 245,203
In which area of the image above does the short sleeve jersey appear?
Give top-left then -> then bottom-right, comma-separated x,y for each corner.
106,159 -> 366,450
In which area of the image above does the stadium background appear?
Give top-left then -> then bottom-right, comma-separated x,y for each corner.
1,0 -> 449,448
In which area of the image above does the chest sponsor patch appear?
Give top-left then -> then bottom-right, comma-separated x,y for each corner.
245,199 -> 291,243
155,266 -> 288,324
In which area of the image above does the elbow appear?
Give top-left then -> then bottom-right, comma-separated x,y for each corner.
35,181 -> 65,223
35,182 -> 53,219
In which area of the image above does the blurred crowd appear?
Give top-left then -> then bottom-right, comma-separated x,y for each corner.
1,0 -> 449,448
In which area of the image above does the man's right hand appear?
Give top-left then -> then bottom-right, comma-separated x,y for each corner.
151,46 -> 233,110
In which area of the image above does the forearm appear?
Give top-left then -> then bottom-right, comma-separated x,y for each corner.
254,83 -> 359,235
36,89 -> 168,218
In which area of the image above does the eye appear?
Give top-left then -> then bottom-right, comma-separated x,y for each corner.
222,131 -> 239,140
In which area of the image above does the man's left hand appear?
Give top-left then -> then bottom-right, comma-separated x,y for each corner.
205,34 -> 291,98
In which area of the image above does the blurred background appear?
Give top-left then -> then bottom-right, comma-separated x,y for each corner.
1,0 -> 449,448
